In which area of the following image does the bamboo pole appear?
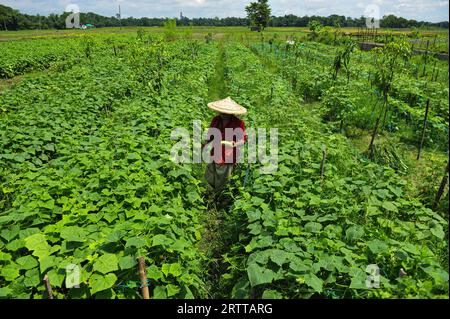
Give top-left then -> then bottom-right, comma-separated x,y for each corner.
433,161 -> 449,209
138,257 -> 150,299
417,99 -> 430,160
422,40 -> 430,77
43,274 -> 54,299
320,146 -> 327,179
431,60 -> 437,81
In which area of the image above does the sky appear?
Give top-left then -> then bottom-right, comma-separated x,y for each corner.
1,0 -> 448,22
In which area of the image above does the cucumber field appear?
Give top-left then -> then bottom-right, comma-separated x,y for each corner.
0,20 -> 449,299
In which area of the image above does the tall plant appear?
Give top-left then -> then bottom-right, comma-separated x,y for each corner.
368,40 -> 412,156
164,19 -> 177,41
332,41 -> 356,84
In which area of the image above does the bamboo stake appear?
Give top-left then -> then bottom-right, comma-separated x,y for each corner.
417,99 -> 430,160
434,69 -> 439,82
422,40 -> 430,77
320,146 -> 327,179
138,257 -> 150,299
433,161 -> 449,209
43,274 -> 54,299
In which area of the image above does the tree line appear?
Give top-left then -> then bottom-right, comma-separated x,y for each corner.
0,4 -> 448,31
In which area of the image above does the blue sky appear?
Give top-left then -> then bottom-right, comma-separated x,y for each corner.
1,0 -> 448,22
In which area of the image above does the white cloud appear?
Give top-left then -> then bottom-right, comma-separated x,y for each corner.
1,0 -> 448,21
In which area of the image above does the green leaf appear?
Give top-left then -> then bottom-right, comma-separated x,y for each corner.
430,224 -> 444,240
248,222 -> 262,235
19,228 -> 40,239
92,254 -> 119,274
166,284 -> 180,297
231,280 -> 250,299
152,234 -> 173,247
349,267 -> 367,289
118,256 -> 137,270
345,225 -> 365,241
95,288 -> 116,299
269,249 -> 289,266
153,286 -> 167,299
147,265 -> 163,281
1,225 -> 20,242
24,233 -> 48,250
60,226 -> 88,242
289,258 -> 311,272
1,264 -> 20,281
125,237 -> 147,248
0,287 -> 12,298
16,255 -> 38,270
304,222 -> 322,233
366,205 -> 382,216
127,153 -> 142,160
367,239 -> 389,254
161,263 -> 170,277
0,252 -> 12,262
47,269 -> 65,288
382,201 -> 398,212
106,230 -> 126,243
247,263 -> 275,287
262,289 -> 283,299
39,255 -> 58,273
183,286 -> 195,299
246,209 -> 261,222
24,268 -> 40,287
6,239 -> 26,251
421,266 -> 449,284
304,273 -> 323,293
90,273 -> 117,295
161,263 -> 183,277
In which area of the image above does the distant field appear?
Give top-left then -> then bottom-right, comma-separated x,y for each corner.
0,26 -> 448,42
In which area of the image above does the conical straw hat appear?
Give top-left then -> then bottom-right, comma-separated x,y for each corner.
207,97 -> 247,115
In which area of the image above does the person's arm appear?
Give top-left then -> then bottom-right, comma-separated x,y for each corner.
232,120 -> 248,148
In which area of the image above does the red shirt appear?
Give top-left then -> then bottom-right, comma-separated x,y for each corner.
207,115 -> 248,165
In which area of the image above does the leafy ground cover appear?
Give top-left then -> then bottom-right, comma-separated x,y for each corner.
219,43 -> 448,299
0,30 -> 448,299
0,34 -> 218,298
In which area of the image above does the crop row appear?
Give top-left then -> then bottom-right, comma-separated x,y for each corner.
250,40 -> 449,151
220,43 -> 448,299
0,37 -> 217,298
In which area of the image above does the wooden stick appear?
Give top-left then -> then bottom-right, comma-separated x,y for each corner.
417,99 -> 430,160
433,161 -> 449,209
320,146 -> 327,179
422,40 -> 430,77
43,274 -> 54,299
138,257 -> 150,299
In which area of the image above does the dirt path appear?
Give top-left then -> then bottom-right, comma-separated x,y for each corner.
197,41 -> 236,298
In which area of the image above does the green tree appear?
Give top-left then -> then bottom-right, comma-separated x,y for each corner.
164,19 -> 177,41
245,0 -> 272,30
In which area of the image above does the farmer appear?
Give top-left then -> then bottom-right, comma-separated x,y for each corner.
202,97 -> 248,194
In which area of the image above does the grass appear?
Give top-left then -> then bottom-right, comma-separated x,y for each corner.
0,76 -> 23,92
346,126 -> 448,204
0,70 -> 46,92
208,40 -> 228,101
